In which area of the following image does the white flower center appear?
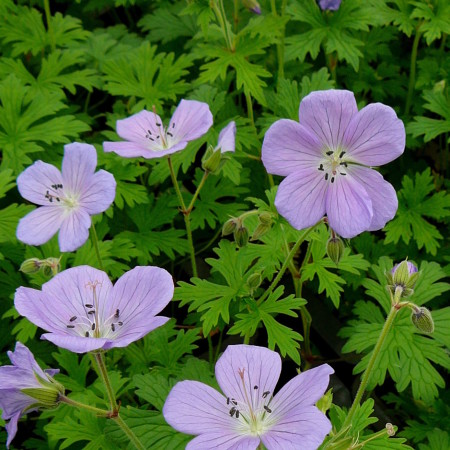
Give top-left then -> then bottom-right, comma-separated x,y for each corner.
44,184 -> 80,212
144,120 -> 177,151
317,147 -> 349,183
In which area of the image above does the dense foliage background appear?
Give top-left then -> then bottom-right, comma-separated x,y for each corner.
0,0 -> 449,448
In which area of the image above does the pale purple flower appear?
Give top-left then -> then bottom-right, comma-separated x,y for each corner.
14,265 -> 173,353
262,90 -> 405,238
319,0 -> 341,11
16,143 -> 116,252
0,342 -> 63,448
103,100 -> 213,159
163,345 -> 334,450
216,121 -> 236,153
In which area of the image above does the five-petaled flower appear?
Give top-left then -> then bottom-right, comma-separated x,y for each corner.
163,344 -> 334,449
16,143 -> 116,252
103,100 -> 213,159
14,265 -> 174,353
262,90 -> 405,238
0,342 -> 64,448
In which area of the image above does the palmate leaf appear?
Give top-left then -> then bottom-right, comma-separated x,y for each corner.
340,257 -> 450,404
0,75 -> 89,174
410,0 -> 450,45
384,169 -> 450,255
102,42 -> 192,112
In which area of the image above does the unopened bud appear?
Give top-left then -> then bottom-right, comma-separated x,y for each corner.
388,260 -> 419,299
316,388 -> 333,414
411,306 -> 434,333
327,236 -> 345,265
202,146 -> 222,173
234,225 -> 249,248
21,373 -> 64,410
258,212 -> 272,225
251,223 -> 271,241
246,272 -> 262,293
41,257 -> 61,277
19,258 -> 42,274
222,218 -> 238,236
386,423 -> 395,437
242,0 -> 261,14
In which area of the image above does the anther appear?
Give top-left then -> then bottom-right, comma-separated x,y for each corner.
91,323 -> 96,330
331,177 -> 335,183
117,321 -> 123,326
325,173 -> 329,181
264,406 -> 272,413
85,304 -> 93,308
111,324 -> 115,332
156,123 -> 161,127
326,151 -> 333,156
172,122 -> 175,128
229,407 -> 236,417
231,399 -> 237,405
318,164 -> 324,171
254,385 -> 258,390
339,151 -> 345,158
235,410 -> 240,418
115,309 -> 120,318
85,331 -> 89,337
88,310 -> 96,315
167,132 -> 173,137
70,316 -> 77,322
262,391 -> 270,398
67,325 -> 75,328
340,172 -> 347,176
227,397 -> 230,405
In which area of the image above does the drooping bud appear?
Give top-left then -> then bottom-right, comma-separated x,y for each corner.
222,218 -> 238,236
41,257 -> 61,277
242,0 -> 261,14
326,236 -> 345,265
21,372 -> 64,410
202,145 -> 222,173
251,223 -> 271,241
19,258 -> 42,274
258,212 -> 272,225
234,224 -> 249,248
411,306 -> 434,333
246,272 -> 262,294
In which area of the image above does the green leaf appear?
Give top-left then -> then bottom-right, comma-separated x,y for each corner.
384,169 -> 450,255
51,348 -> 90,391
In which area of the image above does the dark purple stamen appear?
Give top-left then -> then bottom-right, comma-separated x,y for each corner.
325,173 -> 329,181
262,391 -> 270,398
85,304 -> 93,308
67,325 -> 75,328
264,405 -> 272,413
70,316 -> 77,322
85,331 -> 89,337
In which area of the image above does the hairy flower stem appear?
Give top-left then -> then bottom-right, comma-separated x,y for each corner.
113,415 -> 146,450
94,352 -> 117,412
186,171 -> 209,214
167,158 -> 198,278
212,0 -> 234,51
43,0 -> 56,52
59,395 -> 110,416
257,221 -> 321,307
404,25 -> 423,116
341,305 -> 398,431
90,223 -> 104,271
245,91 -> 255,127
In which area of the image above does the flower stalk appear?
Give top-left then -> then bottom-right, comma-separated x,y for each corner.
404,25 -> 423,116
90,222 -> 104,271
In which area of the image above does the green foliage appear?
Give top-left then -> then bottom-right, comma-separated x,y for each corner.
384,169 -> 450,255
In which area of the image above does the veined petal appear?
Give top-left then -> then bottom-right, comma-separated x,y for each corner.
16,206 -> 63,246
342,103 -> 405,166
42,333 -> 111,353
169,100 -> 213,144
325,173 -> 373,238
80,169 -> 116,215
5,411 -> 21,448
299,90 -> 357,149
186,433 -> 260,450
215,345 -> 281,416
275,169 -> 327,231
7,342 -> 47,379
58,208 -> 91,252
262,119 -> 323,176
16,161 -> 63,206
261,406 -> 331,450
0,367 -> 42,390
347,166 -> 398,231
62,143 -> 97,194
117,110 -> 164,148
163,380 -> 235,435
216,121 -> 236,153
103,141 -> 157,158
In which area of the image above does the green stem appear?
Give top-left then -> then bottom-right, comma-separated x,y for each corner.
212,0 -> 234,50
257,222 -> 321,306
59,395 -> 110,416
93,352 -> 117,411
90,223 -> 104,271
186,171 -> 209,213
167,157 -> 187,211
270,0 -> 286,80
341,306 -> 398,430
404,26 -> 423,116
233,0 -> 239,33
207,333 -> 214,370
112,415 -> 146,450
43,0 -> 55,52
245,90 -> 255,127
214,329 -> 224,363
243,332 -> 251,345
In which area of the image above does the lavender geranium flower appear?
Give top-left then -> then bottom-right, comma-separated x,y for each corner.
319,0 -> 341,11
262,90 -> 405,238
14,265 -> 173,353
16,143 -> 116,252
0,342 -> 64,448
163,345 -> 334,449
216,121 -> 236,154
103,100 -> 213,159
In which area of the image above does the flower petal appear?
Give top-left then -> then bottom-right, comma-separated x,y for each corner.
116,110 -> 164,147
342,103 -> 405,166
325,173 -> 373,238
42,333 -> 111,353
7,342 -> 47,379
163,380 -> 235,435
80,169 -> 116,215
61,143 -> 97,194
261,406 -> 332,450
215,345 -> 281,416
5,411 -> 21,448
16,206 -> 63,246
103,141 -> 154,158
16,161 -> 63,206
262,119 -> 323,176
58,209 -> 91,252
186,433 -> 260,450
347,166 -> 398,231
0,389 -> 34,418
216,121 -> 236,153
169,100 -> 213,144
275,169 -> 328,231
299,90 -> 357,149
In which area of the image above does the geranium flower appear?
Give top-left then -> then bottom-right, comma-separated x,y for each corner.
0,342 -> 64,448
103,100 -> 213,159
163,345 -> 333,449
262,90 -> 405,238
14,265 -> 173,353
16,143 -> 116,252
216,121 -> 236,153
318,0 -> 341,11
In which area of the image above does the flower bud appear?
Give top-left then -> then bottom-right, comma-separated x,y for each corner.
234,224 -> 249,248
41,257 -> 61,277
19,258 -> 42,274
411,306 -> 434,333
222,218 -> 238,236
326,236 -> 345,265
246,272 -> 262,293
258,212 -> 273,225
387,260 -> 419,300
242,0 -> 261,14
316,388 -> 333,414
251,223 -> 271,241
202,146 -> 222,173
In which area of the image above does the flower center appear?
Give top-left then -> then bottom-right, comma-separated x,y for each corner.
226,368 -> 274,437
144,120 -> 177,151
64,280 -> 124,339
317,148 -> 349,183
44,183 -> 80,211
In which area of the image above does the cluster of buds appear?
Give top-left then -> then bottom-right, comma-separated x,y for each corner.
20,256 -> 61,277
